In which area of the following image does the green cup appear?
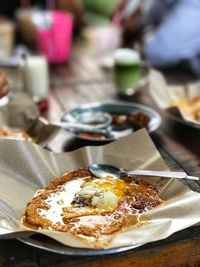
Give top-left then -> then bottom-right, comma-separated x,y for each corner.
113,49 -> 141,95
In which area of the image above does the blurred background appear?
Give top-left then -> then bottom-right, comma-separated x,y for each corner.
0,0 -> 200,112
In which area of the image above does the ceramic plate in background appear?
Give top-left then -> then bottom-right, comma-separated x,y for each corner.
61,101 -> 161,142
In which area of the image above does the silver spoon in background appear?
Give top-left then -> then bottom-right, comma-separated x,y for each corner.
57,110 -> 133,139
89,164 -> 199,181
55,112 -> 113,132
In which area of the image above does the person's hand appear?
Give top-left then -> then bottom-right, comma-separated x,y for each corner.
0,71 -> 9,98
112,0 -> 143,47
56,0 -> 85,34
114,0 -> 141,30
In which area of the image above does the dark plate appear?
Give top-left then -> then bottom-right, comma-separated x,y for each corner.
61,101 -> 161,142
168,115 -> 200,129
166,107 -> 200,130
18,234 -> 143,256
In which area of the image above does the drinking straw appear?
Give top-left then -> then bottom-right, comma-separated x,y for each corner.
21,53 -> 29,94
112,11 -> 123,28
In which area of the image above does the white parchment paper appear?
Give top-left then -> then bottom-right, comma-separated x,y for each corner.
149,70 -> 200,126
0,129 -> 199,249
0,93 -> 60,145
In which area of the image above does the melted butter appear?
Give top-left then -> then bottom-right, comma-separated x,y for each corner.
38,178 -> 85,224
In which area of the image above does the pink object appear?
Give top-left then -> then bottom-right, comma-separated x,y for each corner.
36,11 -> 73,64
112,11 -> 123,27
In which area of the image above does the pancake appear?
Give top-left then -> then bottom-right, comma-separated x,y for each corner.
22,168 -> 164,247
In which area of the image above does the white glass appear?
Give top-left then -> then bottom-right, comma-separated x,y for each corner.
19,56 -> 49,101
0,95 -> 9,107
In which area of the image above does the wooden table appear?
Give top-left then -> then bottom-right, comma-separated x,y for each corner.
0,28 -> 200,267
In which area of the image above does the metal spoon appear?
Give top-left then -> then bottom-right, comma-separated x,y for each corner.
89,164 -> 199,181
55,112 -> 112,132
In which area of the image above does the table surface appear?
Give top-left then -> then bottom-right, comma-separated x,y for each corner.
0,28 -> 200,267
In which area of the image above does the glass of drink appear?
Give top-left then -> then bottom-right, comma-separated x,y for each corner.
113,48 -> 141,95
19,55 -> 49,102
0,19 -> 15,60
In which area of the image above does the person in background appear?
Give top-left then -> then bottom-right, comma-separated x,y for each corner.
0,70 -> 9,98
0,0 -> 85,33
0,1 -> 43,18
115,0 -> 200,77
56,0 -> 85,33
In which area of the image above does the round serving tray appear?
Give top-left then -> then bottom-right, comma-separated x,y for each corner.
18,234 -> 143,256
61,101 -> 162,142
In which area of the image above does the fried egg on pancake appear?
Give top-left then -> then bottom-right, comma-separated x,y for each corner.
62,176 -> 127,220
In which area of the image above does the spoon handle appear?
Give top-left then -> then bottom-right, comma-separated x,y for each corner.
127,170 -> 199,181
55,122 -> 108,132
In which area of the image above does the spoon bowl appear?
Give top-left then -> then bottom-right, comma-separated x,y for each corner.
55,112 -> 113,132
76,112 -> 112,127
89,164 -> 124,179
